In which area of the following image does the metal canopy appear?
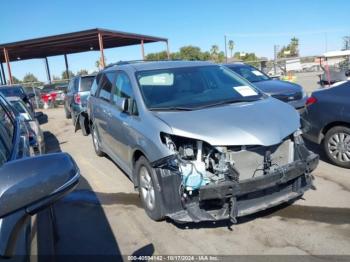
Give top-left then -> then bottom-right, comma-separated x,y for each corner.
0,28 -> 168,62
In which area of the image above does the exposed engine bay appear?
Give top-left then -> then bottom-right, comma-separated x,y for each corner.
151,131 -> 319,223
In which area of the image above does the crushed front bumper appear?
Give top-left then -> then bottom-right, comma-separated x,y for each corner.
154,151 -> 319,223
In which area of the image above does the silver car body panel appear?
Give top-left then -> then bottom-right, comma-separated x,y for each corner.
152,97 -> 299,147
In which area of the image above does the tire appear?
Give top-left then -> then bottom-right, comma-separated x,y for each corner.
64,105 -> 71,119
91,124 -> 104,157
135,156 -> 164,221
71,111 -> 76,126
323,126 -> 350,169
79,115 -> 89,136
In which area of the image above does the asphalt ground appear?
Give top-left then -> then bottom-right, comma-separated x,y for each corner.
35,107 -> 350,259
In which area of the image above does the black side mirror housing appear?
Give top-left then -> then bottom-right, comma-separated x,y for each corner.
27,93 -> 35,99
345,70 -> 350,77
0,153 -> 80,257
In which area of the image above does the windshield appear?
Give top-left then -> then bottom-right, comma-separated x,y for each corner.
227,65 -> 270,83
136,65 -> 263,110
11,100 -> 32,120
80,76 -> 95,92
0,87 -> 24,97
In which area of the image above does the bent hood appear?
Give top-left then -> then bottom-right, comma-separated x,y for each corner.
153,98 -> 300,146
253,79 -> 302,95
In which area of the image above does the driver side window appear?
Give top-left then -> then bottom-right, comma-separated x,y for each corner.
113,72 -> 137,114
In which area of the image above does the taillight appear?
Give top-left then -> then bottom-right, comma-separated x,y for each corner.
306,96 -> 317,106
74,93 -> 81,104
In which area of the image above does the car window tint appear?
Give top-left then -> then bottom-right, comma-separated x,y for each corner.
113,72 -> 133,101
0,103 -> 13,154
68,79 -> 74,92
98,72 -> 115,102
90,75 -> 100,97
0,136 -> 8,167
80,76 -> 95,92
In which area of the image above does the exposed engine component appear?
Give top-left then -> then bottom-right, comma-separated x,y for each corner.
160,133 -> 239,191
160,131 -> 303,190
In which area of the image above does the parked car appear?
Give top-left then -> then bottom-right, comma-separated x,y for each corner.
39,84 -> 67,108
88,61 -> 319,223
302,81 -> 350,168
0,85 -> 35,112
224,63 -> 307,110
0,92 -> 80,258
7,96 -> 45,154
64,75 -> 95,136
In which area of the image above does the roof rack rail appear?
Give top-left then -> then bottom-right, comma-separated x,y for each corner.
105,59 -> 184,68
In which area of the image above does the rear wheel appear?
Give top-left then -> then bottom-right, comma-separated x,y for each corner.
91,124 -> 104,157
136,156 -> 164,221
71,111 -> 76,125
64,105 -> 71,119
323,126 -> 350,168
79,115 -> 89,136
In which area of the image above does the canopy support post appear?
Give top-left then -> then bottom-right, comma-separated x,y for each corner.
3,48 -> 12,85
98,33 -> 106,68
64,54 -> 69,80
44,57 -> 51,84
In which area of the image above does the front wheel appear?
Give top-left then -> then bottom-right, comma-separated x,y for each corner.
135,156 -> 164,221
91,124 -> 104,157
323,126 -> 350,168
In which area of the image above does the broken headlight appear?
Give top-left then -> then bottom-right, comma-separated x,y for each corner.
160,133 -> 239,191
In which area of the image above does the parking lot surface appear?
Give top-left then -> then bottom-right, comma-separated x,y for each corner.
42,107 -> 350,256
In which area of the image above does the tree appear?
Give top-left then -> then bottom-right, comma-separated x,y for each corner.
343,36 -> 350,50
277,37 -> 299,58
61,70 -> 75,80
77,69 -> 89,76
210,45 -> 219,56
23,73 -> 38,83
145,51 -> 169,61
95,56 -> 107,69
52,75 -> 61,81
234,52 -> 259,67
228,40 -> 235,58
9,76 -> 21,84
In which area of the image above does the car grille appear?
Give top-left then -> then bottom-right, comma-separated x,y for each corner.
272,92 -> 302,102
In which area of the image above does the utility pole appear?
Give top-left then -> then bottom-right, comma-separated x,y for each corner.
224,35 -> 228,63
273,45 -> 279,75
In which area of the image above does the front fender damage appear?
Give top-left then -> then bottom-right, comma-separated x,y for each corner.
151,140 -> 319,223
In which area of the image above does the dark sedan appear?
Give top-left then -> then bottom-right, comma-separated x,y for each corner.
224,63 -> 307,109
302,81 -> 350,168
0,85 -> 35,113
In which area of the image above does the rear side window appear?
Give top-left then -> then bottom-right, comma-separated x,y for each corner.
90,75 -> 100,97
80,77 -> 95,92
97,72 -> 115,102
0,103 -> 14,164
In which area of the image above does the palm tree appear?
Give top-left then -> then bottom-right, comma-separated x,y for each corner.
228,40 -> 235,58
210,45 -> 219,56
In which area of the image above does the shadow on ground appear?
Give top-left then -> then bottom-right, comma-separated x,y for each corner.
35,130 -> 154,260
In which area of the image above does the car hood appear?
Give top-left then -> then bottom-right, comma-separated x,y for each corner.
253,79 -> 302,95
153,97 -> 299,146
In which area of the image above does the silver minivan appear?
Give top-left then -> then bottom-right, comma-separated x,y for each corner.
88,61 -> 319,223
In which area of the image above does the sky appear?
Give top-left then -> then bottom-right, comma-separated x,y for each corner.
0,0 -> 349,82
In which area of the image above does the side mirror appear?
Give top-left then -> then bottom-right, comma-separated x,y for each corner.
27,93 -> 35,99
345,70 -> 350,77
0,153 -> 80,257
114,97 -> 128,112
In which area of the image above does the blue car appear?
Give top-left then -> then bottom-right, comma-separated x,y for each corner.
225,63 -> 307,110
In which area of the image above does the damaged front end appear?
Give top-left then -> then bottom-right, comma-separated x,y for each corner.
151,131 -> 319,223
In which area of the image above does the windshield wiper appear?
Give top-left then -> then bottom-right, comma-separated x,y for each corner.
149,106 -> 194,111
195,98 -> 261,109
